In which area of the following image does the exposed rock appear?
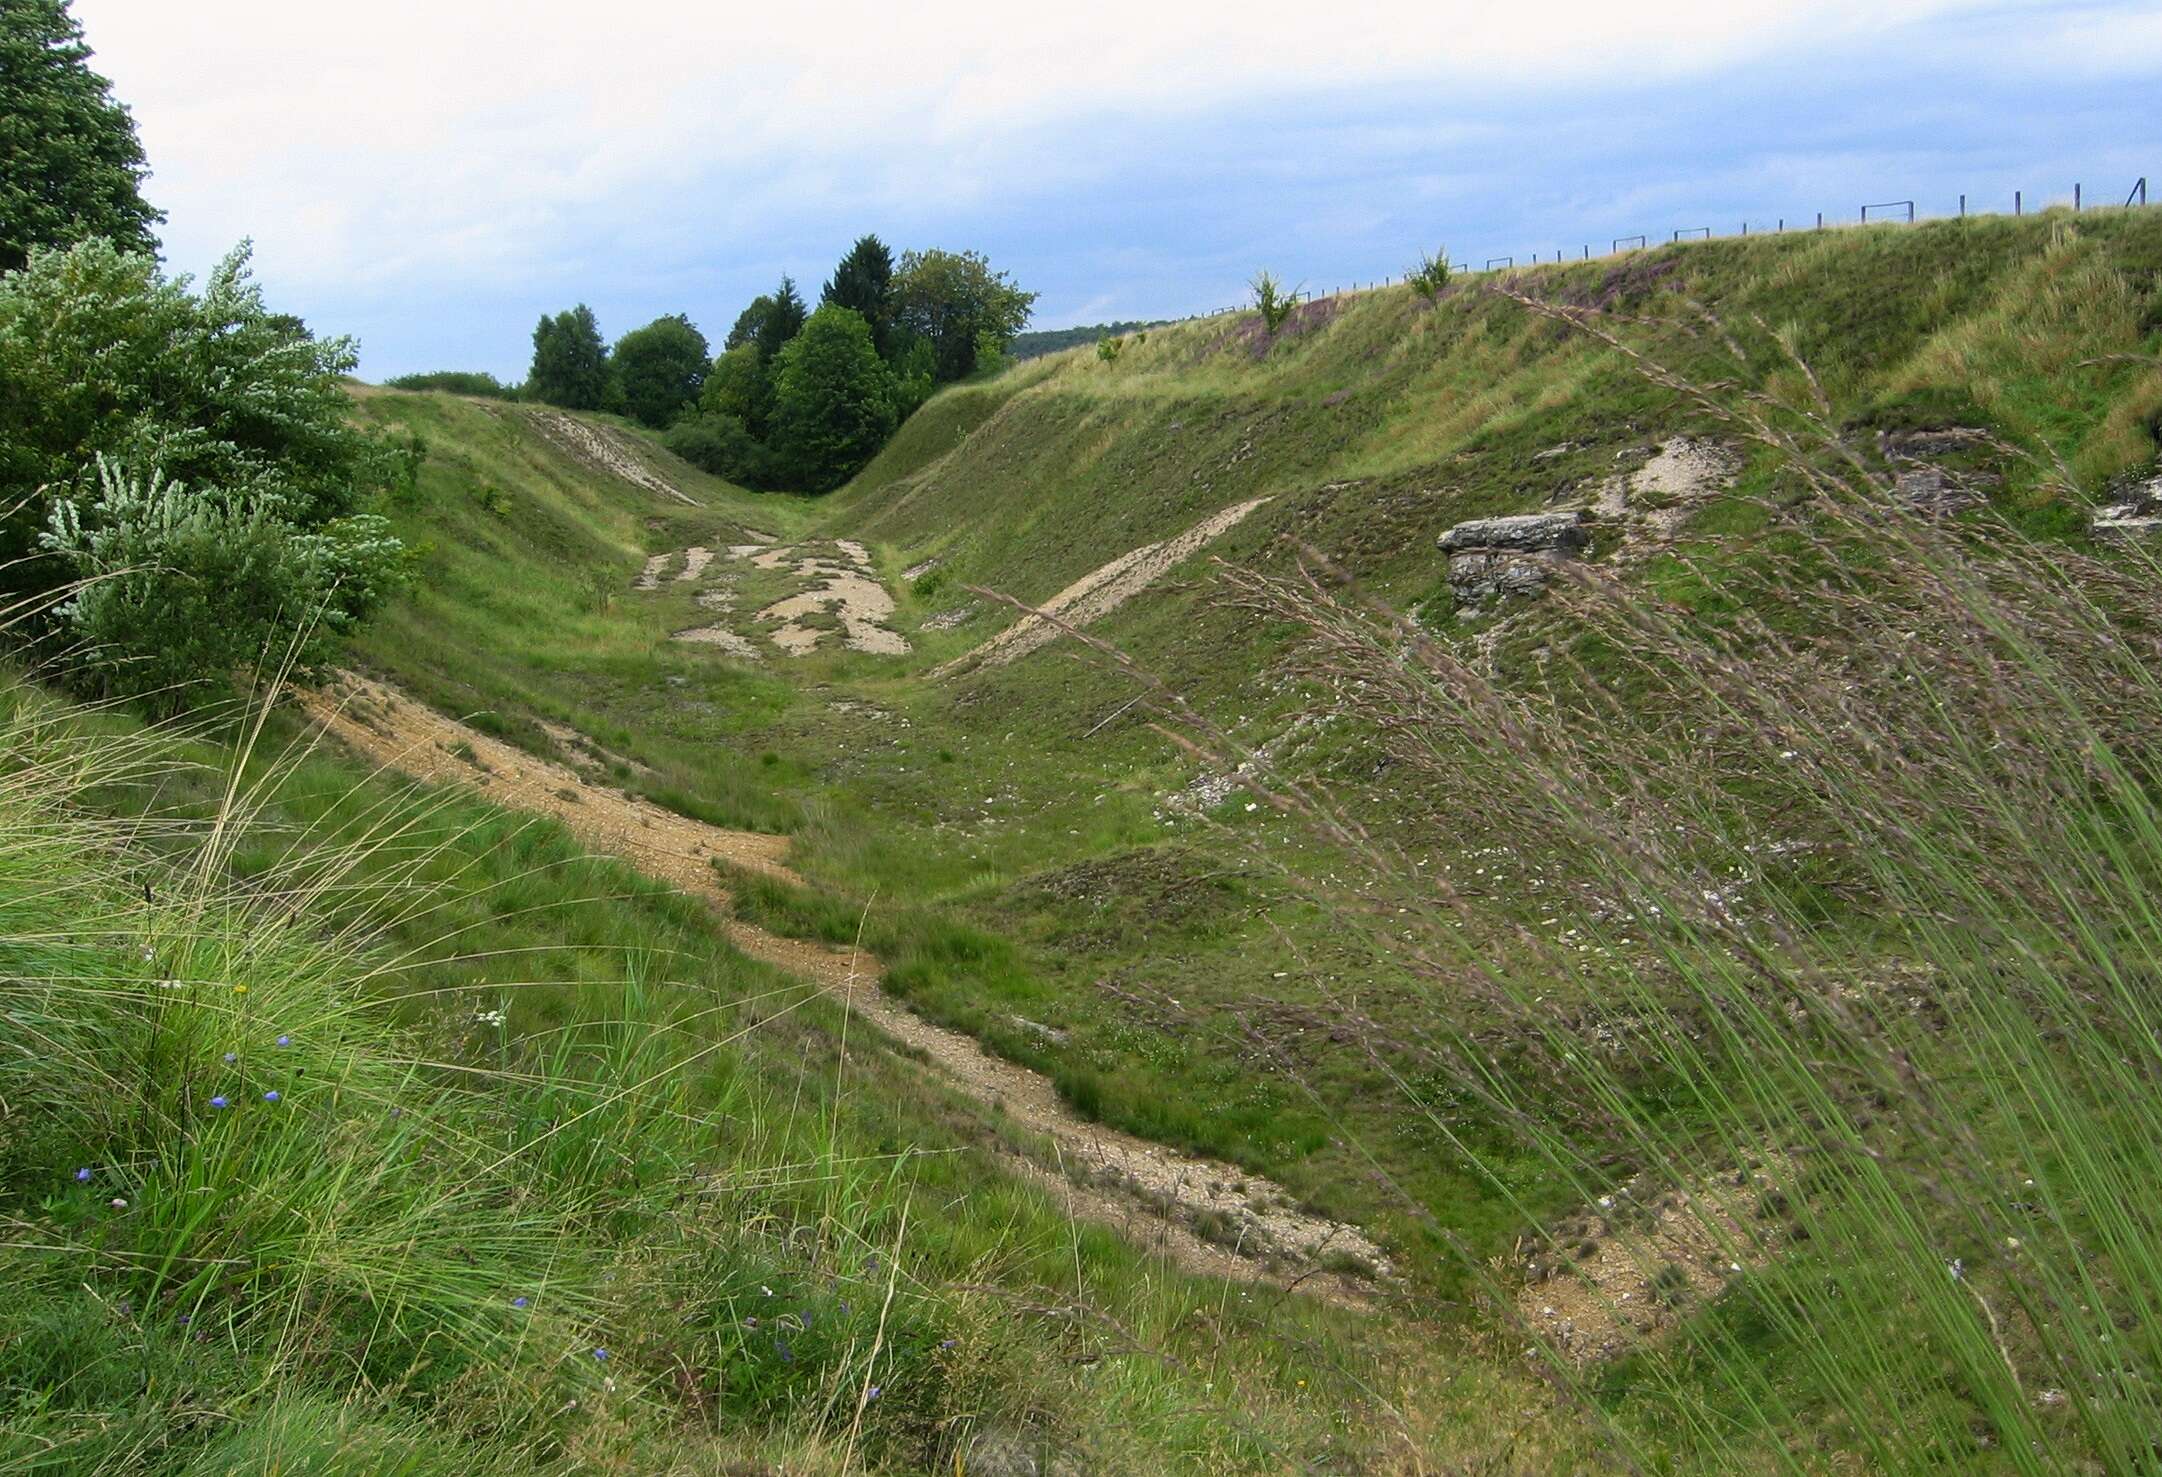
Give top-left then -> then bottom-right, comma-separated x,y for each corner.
1439,511 -> 1590,553
1892,464 -> 1989,516
1439,510 -> 1589,603
1881,425 -> 1992,460
1880,427 -> 1998,515
2094,471 -> 2162,539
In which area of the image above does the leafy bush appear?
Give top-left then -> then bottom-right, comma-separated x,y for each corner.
42,460 -> 410,707
971,328 -> 1010,378
381,369 -> 517,398
0,237 -> 407,707
699,342 -> 774,437
771,306 -> 897,492
663,411 -> 775,489
889,336 -> 938,422
1096,335 -> 1125,364
1407,247 -> 1452,302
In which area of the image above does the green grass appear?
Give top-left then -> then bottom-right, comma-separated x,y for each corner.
0,674 -> 1571,1472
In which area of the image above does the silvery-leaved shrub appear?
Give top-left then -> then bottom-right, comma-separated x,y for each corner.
41,458 -> 410,708
0,236 -> 408,706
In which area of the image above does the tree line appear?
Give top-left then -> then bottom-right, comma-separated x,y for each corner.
506,238 -> 1035,492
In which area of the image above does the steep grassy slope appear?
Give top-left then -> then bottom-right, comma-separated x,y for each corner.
837,211 -> 2159,616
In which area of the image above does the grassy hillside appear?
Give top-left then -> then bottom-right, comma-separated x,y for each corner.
22,207 -> 2159,1470
325,209 -> 2162,1291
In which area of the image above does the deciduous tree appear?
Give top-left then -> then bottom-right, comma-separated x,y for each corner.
611,313 -> 709,428
772,306 -> 896,492
527,304 -> 609,410
893,248 -> 1036,383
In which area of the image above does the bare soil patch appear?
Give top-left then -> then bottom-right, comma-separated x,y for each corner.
935,496 -> 1272,677
729,540 -> 911,657
527,409 -> 699,506
1590,438 -> 1740,552
1516,1165 -> 1782,1363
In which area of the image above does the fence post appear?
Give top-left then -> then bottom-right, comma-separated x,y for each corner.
1959,193 -> 1965,218
2015,190 -> 2021,216
1816,212 -> 1823,229
2075,182 -> 2082,212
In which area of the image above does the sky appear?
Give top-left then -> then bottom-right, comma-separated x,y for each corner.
69,0 -> 2162,383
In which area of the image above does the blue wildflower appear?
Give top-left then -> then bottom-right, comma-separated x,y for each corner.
222,1052 -> 237,1064
262,1090 -> 280,1103
276,1034 -> 291,1047
940,1339 -> 956,1349
209,1096 -> 229,1109
593,1347 -> 609,1362
776,1336 -> 793,1364
512,1296 -> 529,1309
744,1316 -> 758,1329
867,1384 -> 882,1402
74,1167 -> 92,1183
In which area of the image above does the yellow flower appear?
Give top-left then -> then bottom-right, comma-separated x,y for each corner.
233,984 -> 248,995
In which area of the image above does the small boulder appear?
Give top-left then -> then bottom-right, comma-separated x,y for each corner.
1438,510 -> 1589,604
2093,471 -> 2162,540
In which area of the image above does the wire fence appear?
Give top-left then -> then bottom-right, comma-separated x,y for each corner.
1166,174 -> 2153,320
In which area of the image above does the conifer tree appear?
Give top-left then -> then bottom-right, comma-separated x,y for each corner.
0,0 -> 163,270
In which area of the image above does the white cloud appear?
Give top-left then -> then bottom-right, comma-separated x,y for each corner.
65,0 -> 2159,374
77,0 -> 2030,286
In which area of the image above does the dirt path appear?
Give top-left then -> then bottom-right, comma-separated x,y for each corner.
933,496 -> 1272,678
299,673 -> 1391,1306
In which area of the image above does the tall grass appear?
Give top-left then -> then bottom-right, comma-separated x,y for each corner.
0,686 -> 1029,1471
0,674 -> 1500,1472
1175,300 -> 2162,1467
